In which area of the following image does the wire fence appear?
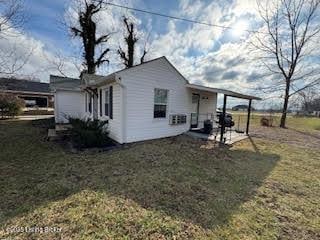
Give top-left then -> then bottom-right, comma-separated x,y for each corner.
231,113 -> 282,131
191,112 -> 317,132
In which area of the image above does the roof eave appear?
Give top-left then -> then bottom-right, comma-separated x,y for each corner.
82,73 -> 117,88
186,84 -> 261,100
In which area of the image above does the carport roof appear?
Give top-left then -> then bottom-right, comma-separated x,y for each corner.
186,84 -> 262,100
0,77 -> 50,93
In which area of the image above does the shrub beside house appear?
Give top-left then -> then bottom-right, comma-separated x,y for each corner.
0,93 -> 25,119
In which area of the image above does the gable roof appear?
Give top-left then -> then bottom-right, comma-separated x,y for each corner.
82,56 -> 190,87
114,56 -> 189,83
0,77 -> 51,94
49,57 -> 261,101
50,75 -> 81,91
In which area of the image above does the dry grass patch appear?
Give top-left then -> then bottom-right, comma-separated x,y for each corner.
0,121 -> 319,239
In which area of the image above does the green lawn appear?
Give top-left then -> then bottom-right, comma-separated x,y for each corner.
231,112 -> 320,132
286,116 -> 320,131
0,121 -> 320,239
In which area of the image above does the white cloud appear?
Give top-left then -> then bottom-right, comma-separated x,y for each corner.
0,0 -> 318,110
0,25 -> 80,82
0,0 -> 147,81
148,1 -> 261,92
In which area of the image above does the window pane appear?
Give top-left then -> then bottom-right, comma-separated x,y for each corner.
154,89 -> 161,103
154,104 -> 166,118
154,88 -> 168,104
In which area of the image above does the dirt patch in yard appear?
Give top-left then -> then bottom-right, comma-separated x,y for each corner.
251,126 -> 320,149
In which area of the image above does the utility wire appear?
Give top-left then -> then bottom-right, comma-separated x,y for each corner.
106,2 -> 320,40
105,2 -> 266,35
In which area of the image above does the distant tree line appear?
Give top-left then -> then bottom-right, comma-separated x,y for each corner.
302,97 -> 320,112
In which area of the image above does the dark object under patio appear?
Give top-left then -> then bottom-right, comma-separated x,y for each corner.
218,114 -> 235,128
203,119 -> 213,134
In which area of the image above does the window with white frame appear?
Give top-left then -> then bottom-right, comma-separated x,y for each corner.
104,86 -> 113,119
154,88 -> 168,118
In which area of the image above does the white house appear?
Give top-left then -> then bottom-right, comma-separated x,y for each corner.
50,56 -> 260,144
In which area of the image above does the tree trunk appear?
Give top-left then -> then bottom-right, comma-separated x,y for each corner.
280,80 -> 290,128
128,41 -> 134,68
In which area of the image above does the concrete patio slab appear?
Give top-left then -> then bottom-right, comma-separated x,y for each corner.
185,130 -> 248,145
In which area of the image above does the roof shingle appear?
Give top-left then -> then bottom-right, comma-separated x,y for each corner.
0,77 -> 50,93
49,75 -> 81,90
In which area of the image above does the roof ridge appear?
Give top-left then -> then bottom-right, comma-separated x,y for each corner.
0,77 -> 47,84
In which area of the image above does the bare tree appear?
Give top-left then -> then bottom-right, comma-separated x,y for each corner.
44,51 -> 82,78
297,86 -> 320,112
0,0 -> 30,76
118,16 -> 148,68
0,0 -> 25,37
69,0 -> 111,74
67,0 -> 112,119
0,43 -> 33,76
253,0 -> 320,128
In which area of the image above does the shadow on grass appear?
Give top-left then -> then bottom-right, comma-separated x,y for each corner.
248,136 -> 260,153
288,127 -> 320,140
0,121 -> 279,230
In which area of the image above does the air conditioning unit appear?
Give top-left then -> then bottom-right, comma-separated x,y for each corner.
169,114 -> 187,125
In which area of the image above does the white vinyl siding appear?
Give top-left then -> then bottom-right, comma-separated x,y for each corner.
189,89 -> 217,129
98,83 -> 123,143
54,90 -> 87,123
119,57 -> 190,143
53,57 -> 218,144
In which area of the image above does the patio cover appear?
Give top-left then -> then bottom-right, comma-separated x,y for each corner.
187,83 -> 261,144
186,83 -> 261,100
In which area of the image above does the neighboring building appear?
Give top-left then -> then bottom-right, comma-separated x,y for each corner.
0,77 -> 54,108
232,104 -> 255,111
50,75 -> 83,120
51,56 -> 260,144
313,111 -> 320,117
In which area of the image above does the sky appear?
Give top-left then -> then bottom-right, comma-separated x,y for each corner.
0,0 -> 319,108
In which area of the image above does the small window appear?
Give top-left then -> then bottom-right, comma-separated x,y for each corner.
105,89 -> 109,116
154,88 -> 168,118
104,86 -> 113,118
